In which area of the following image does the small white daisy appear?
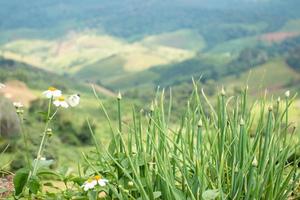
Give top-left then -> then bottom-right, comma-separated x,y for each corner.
95,175 -> 108,186
81,175 -> 108,191
67,94 -> 80,107
82,178 -> 97,191
0,83 -> 5,89
53,96 -> 69,108
43,87 -> 62,98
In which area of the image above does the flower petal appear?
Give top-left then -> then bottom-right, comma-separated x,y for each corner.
43,91 -> 52,98
53,100 -> 61,107
53,90 -> 62,98
98,179 -> 108,186
61,101 -> 69,108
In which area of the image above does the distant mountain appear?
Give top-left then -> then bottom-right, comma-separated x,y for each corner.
0,0 -> 300,93
0,0 -> 299,42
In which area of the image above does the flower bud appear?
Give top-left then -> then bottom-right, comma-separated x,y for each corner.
252,156 -> 258,167
240,118 -> 245,126
46,128 -> 53,137
117,91 -> 122,100
98,191 -> 107,199
221,87 -> 226,96
268,106 -> 273,112
197,119 -> 203,127
16,110 -> 24,115
277,97 -> 281,103
234,165 -> 239,172
128,181 -> 134,187
285,90 -> 290,98
150,102 -> 154,112
13,102 -> 23,109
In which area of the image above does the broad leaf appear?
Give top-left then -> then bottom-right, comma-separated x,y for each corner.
13,168 -> 30,196
28,176 -> 40,194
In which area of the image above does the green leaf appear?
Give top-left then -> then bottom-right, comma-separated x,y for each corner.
153,191 -> 162,199
33,159 -> 54,170
71,177 -> 85,186
37,169 -> 61,178
108,138 -> 117,155
202,189 -> 220,200
172,188 -> 186,200
28,176 -> 40,194
87,190 -> 97,200
13,168 -> 30,196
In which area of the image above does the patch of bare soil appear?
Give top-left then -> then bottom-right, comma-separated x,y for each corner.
260,32 -> 300,43
0,80 -> 37,106
0,175 -> 13,199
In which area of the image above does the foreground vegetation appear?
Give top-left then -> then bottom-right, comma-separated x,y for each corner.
1,82 -> 299,199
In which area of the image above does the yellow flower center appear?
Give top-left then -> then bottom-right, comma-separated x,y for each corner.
94,175 -> 101,180
58,97 -> 65,101
87,178 -> 94,183
48,86 -> 57,91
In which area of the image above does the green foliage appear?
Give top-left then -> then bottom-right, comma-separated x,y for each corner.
77,121 -> 96,145
2,83 -> 299,199
286,46 -> 300,72
0,57 -> 88,92
78,84 -> 300,199
13,168 -> 30,196
119,45 -> 270,91
29,98 -> 97,146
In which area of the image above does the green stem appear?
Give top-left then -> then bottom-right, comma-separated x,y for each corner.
32,100 -> 58,176
19,114 -> 30,167
117,98 -> 122,152
284,97 -> 288,146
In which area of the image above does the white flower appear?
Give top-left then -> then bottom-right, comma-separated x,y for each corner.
97,178 -> 108,187
53,96 -> 69,108
0,83 -> 5,89
13,102 -> 23,109
82,175 -> 108,191
43,87 -> 62,98
94,175 -> 109,186
82,179 -> 97,191
67,94 -> 80,107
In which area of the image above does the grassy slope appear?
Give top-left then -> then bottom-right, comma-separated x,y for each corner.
0,29 -> 201,77
221,58 -> 300,93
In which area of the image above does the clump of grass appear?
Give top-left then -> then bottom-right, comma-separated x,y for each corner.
85,83 -> 299,199
7,83 -> 300,200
